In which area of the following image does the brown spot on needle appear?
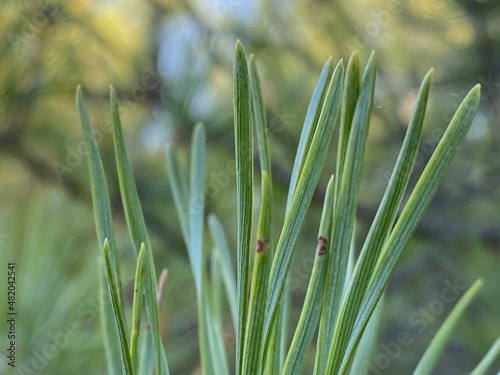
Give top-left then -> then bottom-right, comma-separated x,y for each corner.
317,236 -> 327,256
256,239 -> 265,253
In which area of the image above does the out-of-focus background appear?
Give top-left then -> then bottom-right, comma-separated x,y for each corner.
0,0 -> 499,374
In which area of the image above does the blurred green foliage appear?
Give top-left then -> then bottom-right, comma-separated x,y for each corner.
0,0 -> 499,374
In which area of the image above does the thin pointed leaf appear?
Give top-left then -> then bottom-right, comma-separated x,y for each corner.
413,279 -> 484,375
278,286 -> 291,372
286,57 -> 334,211
233,40 -> 254,375
197,299 -> 216,374
110,87 -> 150,250
209,244 -> 230,375
243,172 -> 273,374
335,53 -> 360,202
314,53 -> 360,375
198,232 -> 229,375
77,86 -> 124,374
189,123 -> 206,295
328,69 -> 433,372
264,298 -> 289,375
282,176 -> 334,375
77,86 -> 123,299
264,319 -> 280,375
249,55 -> 271,177
199,266 -> 230,375
349,296 -> 384,375
262,59 -> 344,358
111,88 -> 167,375
98,272 -> 123,375
242,54 -> 275,375
249,53 -> 291,375
208,215 -> 237,330
187,123 -> 221,374
211,245 -> 223,327
157,270 -> 171,375
168,123 -> 228,374
267,55 -> 331,373
166,147 -> 190,244
103,239 -> 135,375
318,53 -> 377,375
338,84 -> 481,375
130,244 -> 147,369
